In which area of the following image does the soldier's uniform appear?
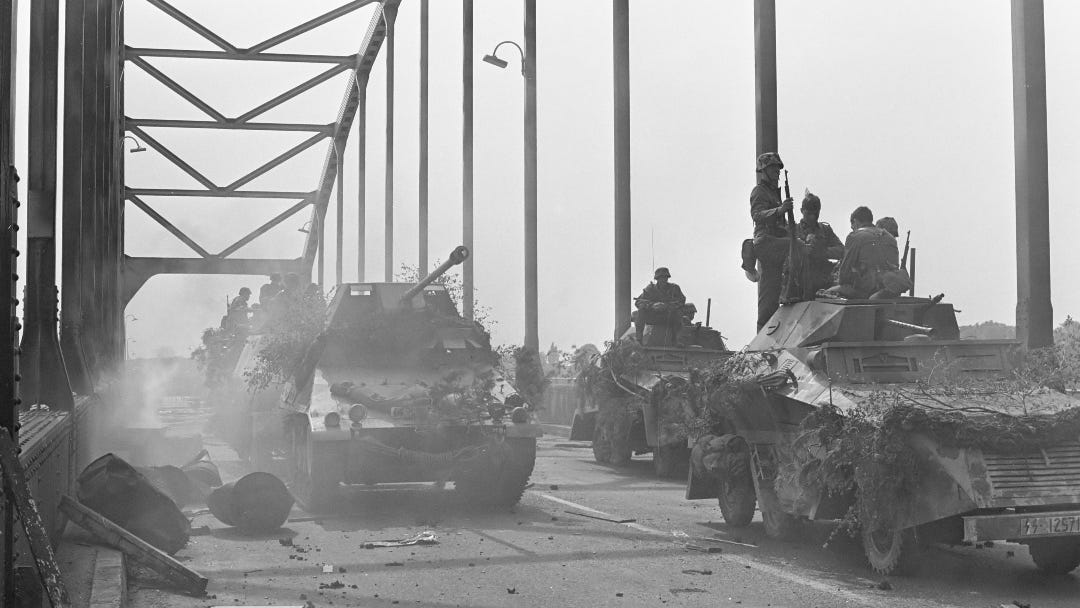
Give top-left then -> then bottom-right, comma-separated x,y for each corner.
634,267 -> 687,345
750,153 -> 790,331
835,226 -> 911,299
796,218 -> 844,295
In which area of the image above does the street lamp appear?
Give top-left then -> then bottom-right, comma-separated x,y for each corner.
482,41 -> 525,75
483,33 -> 539,353
123,135 -> 146,153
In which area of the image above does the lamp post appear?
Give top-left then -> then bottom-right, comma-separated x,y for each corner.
484,3 -> 538,354
123,134 -> 146,153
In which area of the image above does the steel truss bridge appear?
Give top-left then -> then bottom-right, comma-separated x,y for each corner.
0,0 -> 1057,602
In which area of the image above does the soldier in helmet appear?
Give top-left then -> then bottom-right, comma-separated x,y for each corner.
824,206 -> 912,299
875,216 -> 899,238
750,152 -> 794,331
634,267 -> 686,345
795,191 -> 844,296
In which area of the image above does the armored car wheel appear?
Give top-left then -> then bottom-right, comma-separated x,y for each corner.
592,418 -> 632,466
861,522 -> 921,575
457,438 -> 537,508
718,474 -> 756,528
1027,539 -> 1080,575
653,443 -> 690,479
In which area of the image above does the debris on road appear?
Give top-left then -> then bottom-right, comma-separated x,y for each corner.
507,587 -> 518,594
564,510 -> 635,524
684,544 -> 722,554
385,562 -> 405,567
279,537 -> 293,546
77,453 -> 191,554
207,472 -> 294,533
60,495 -> 209,596
681,569 -> 713,575
322,564 -> 334,573
362,530 -> 438,548
549,484 -> 559,490
876,580 -> 892,591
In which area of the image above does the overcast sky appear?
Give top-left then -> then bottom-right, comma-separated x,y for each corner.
10,1 -> 1080,358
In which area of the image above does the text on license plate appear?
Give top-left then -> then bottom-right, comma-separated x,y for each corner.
1021,515 -> 1080,536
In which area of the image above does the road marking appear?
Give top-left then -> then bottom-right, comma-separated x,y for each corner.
531,491 -> 963,608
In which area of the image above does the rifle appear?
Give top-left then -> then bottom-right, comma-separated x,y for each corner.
783,170 -> 798,300
900,230 -> 911,270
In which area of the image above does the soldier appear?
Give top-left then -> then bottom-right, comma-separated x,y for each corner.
826,206 -> 912,299
634,267 -> 686,345
259,273 -> 283,306
750,152 -> 793,330
795,192 -> 844,296
226,287 -> 253,330
875,216 -> 899,238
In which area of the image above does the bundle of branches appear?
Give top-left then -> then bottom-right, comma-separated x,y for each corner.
192,326 -> 246,388
245,291 -> 327,392
791,346 -> 1080,536
577,339 -> 647,425
513,346 -> 550,407
673,352 -> 769,440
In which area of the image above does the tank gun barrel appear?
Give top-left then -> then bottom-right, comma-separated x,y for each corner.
400,245 -> 470,303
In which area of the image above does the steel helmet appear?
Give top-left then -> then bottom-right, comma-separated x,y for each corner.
654,267 -> 671,279
756,152 -> 784,172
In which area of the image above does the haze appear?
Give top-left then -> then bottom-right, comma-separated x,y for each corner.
9,0 -> 1080,357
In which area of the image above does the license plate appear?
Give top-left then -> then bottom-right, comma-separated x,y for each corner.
1020,515 -> 1080,537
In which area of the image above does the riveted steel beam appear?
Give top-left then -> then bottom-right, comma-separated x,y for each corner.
146,0 -> 237,52
245,0 -> 379,55
128,194 -> 211,258
126,47 -> 356,64
125,118 -> 333,132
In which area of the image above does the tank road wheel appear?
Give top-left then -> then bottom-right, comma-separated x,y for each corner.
861,521 -> 921,576
1028,539 -> 1080,575
653,443 -> 690,479
717,470 -> 756,528
457,438 -> 537,508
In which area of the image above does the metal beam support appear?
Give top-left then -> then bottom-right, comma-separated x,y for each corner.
1012,0 -> 1053,349
613,0 -> 631,340
22,0 -> 73,411
217,198 -> 311,258
128,195 -> 211,258
384,5 -> 396,281
60,0 -> 91,393
1,0 -> 21,600
128,55 -> 227,122
246,0 -> 379,54
223,132 -> 327,191
357,75 -> 367,281
335,144 -> 344,285
754,0 -> 778,157
523,0 -> 539,352
126,47 -> 355,64
122,256 -> 304,306
126,118 -> 333,132
300,3 -> 392,274
126,188 -> 313,199
146,0 -> 237,52
462,0 -> 474,320
127,125 -> 217,189
418,0 -> 429,275
235,64 -> 350,124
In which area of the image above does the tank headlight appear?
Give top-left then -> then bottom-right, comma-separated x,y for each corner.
348,404 -> 367,422
324,412 -> 341,429
510,406 -> 529,423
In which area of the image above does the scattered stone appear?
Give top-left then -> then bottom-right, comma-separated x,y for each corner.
279,538 -> 294,546
876,580 -> 892,591
507,588 -> 518,594
616,593 -> 624,597
984,541 -> 995,548
549,484 -> 559,490
338,566 -> 346,573
681,569 -> 713,576
1012,602 -> 1031,608
386,562 -> 404,567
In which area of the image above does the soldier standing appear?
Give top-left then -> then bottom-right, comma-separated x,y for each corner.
750,152 -> 793,331
795,192 -> 844,296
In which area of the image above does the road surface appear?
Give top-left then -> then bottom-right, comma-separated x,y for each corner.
129,425 -> 1080,608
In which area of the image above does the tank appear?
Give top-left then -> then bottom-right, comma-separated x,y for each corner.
686,295 -> 1080,575
570,305 -> 732,478
231,246 -> 541,511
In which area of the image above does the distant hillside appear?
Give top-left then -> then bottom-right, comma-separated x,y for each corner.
958,321 -> 1015,340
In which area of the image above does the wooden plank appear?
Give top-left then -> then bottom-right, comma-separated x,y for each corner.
59,495 -> 208,595
0,431 -> 71,607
